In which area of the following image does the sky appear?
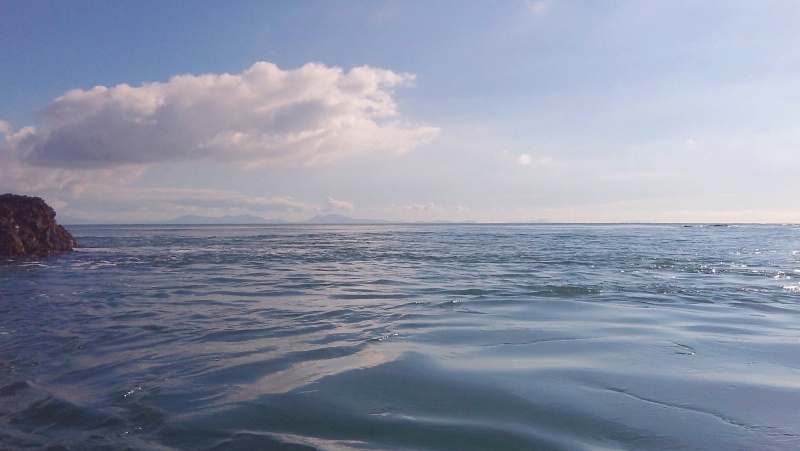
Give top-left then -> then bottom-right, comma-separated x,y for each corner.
1,0 -> 799,223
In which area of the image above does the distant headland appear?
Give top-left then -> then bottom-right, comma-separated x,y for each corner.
0,193 -> 78,258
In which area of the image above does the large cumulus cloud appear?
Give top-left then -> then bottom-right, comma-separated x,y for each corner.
3,62 -> 439,170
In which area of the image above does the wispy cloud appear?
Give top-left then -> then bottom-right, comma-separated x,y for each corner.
524,0 -> 549,15
118,188 -> 313,212
368,203 -> 470,217
323,196 -> 355,212
400,203 -> 440,213
0,153 -> 146,196
61,188 -> 316,222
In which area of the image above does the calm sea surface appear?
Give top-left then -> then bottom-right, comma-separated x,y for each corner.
1,224 -> 799,450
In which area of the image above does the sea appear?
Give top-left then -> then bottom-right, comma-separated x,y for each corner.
1,223 -> 799,450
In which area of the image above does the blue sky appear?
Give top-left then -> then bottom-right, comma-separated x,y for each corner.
2,0 -> 799,223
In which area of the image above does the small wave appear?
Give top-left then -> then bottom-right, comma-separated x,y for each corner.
668,341 -> 696,355
370,332 -> 399,342
438,299 -> 463,307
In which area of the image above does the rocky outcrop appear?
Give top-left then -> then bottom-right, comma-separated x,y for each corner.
0,194 -> 78,258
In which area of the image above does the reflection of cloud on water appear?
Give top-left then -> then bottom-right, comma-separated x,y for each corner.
225,342 -> 405,401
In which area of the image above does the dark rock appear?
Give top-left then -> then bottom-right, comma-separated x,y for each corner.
0,193 -> 78,258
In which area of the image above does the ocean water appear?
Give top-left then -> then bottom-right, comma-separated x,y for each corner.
1,224 -> 799,450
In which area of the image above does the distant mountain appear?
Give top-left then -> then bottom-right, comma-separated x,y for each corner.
162,214 -> 276,224
303,214 -> 391,224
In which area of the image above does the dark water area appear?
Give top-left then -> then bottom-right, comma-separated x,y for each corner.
1,224 -> 799,450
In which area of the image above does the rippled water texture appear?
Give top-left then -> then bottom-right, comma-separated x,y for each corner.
1,224 -> 799,450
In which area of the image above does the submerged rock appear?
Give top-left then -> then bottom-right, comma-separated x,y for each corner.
0,193 -> 78,258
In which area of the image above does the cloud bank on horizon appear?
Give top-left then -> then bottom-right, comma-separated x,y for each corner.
1,62 -> 437,192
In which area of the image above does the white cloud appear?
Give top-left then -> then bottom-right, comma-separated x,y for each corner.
2,62 -> 439,171
0,154 -> 146,196
0,121 -> 146,196
517,154 -> 553,166
323,196 -> 355,212
525,1 -> 549,15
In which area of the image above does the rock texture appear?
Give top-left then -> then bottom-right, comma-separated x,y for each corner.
0,193 -> 78,258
